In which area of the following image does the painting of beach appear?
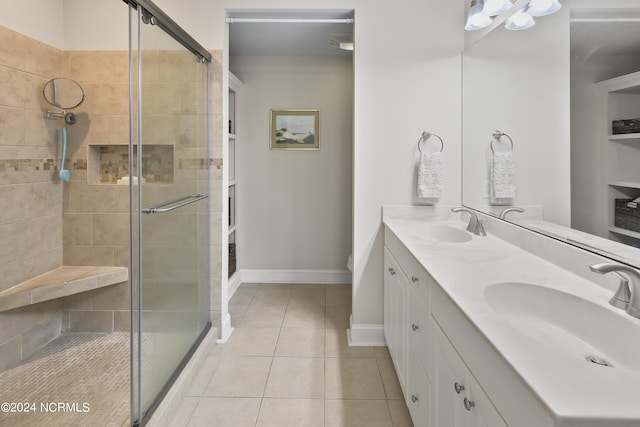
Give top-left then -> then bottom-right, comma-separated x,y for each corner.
270,109 -> 319,150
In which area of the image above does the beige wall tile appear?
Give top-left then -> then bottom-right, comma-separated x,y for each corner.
62,291 -> 94,310
0,106 -> 26,146
64,181 -> 115,213
68,310 -> 113,332
63,213 -> 92,246
21,313 -> 61,358
113,310 -> 130,332
0,26 -> 26,70
0,249 -> 61,292
0,335 -> 22,372
91,282 -> 129,310
24,110 -> 59,148
25,38 -> 61,78
0,215 -> 61,267
0,300 -> 61,346
64,245 -> 115,266
86,82 -> 128,115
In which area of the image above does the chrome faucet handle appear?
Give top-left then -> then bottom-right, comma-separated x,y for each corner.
451,207 -> 486,236
589,263 -> 640,318
499,207 -> 525,220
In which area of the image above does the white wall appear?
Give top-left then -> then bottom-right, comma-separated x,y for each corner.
150,0 -> 464,327
462,8 -> 571,225
230,56 -> 353,271
63,0 -> 128,50
0,0 -> 64,48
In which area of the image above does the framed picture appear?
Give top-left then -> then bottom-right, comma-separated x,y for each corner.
270,109 -> 320,150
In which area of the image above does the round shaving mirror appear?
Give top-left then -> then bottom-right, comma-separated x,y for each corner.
42,78 -> 85,110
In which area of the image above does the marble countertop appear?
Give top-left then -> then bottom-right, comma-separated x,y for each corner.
383,210 -> 640,426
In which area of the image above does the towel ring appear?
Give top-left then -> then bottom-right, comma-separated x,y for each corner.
417,131 -> 444,153
490,130 -> 513,153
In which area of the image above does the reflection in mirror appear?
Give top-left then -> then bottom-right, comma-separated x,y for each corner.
462,3 -> 640,268
42,78 -> 85,109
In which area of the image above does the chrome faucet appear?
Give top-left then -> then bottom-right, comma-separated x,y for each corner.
499,207 -> 525,220
589,262 -> 640,318
452,207 -> 486,236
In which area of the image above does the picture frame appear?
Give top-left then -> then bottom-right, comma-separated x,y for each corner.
270,109 -> 320,150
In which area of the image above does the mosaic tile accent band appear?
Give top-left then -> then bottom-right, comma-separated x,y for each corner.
0,159 -> 87,172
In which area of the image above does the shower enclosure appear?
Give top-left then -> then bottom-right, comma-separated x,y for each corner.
128,0 -> 211,424
0,1 -> 212,426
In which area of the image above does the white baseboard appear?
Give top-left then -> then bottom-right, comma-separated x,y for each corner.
347,315 -> 386,346
216,313 -> 234,344
228,272 -> 242,300
237,269 -> 352,285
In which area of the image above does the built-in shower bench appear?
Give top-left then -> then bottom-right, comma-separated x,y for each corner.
0,266 -> 128,312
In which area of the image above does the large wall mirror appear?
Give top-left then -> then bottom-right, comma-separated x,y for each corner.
462,0 -> 640,268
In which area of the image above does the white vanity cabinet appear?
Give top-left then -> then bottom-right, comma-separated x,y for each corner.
384,226 -> 507,427
383,247 -> 407,391
432,318 -> 507,427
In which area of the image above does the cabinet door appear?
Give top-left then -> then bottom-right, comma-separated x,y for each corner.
432,319 -> 507,427
383,247 -> 407,393
406,342 -> 432,427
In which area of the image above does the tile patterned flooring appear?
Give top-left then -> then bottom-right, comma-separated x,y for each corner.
170,283 -> 414,427
0,332 -> 130,427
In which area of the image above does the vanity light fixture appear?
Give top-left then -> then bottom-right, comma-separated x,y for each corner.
465,0 -> 492,31
505,7 -> 536,30
527,0 -> 561,17
482,0 -> 513,17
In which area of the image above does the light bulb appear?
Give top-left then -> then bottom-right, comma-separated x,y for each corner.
505,8 -> 535,30
528,0 -> 561,17
483,0 -> 512,16
465,0 -> 492,30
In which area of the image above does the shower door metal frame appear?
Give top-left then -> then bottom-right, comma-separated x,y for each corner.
126,1 -> 212,425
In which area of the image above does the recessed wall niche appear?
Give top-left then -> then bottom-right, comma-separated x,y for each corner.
87,144 -> 174,185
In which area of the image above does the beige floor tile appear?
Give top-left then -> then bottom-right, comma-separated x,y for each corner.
168,396 -> 199,427
256,398 -> 324,427
325,329 -> 376,358
264,357 -> 324,398
325,399 -> 393,427
326,306 -> 351,329
185,350 -> 223,396
224,327 -> 280,356
275,327 -> 325,357
187,397 -> 261,427
240,304 -> 286,328
203,356 -> 272,397
229,284 -> 258,305
251,287 -> 292,306
229,304 -> 249,327
326,285 -> 352,307
259,283 -> 292,291
325,358 -> 386,399
375,346 -> 392,359
282,302 -> 326,328
289,285 -> 326,306
388,399 -> 414,427
377,356 -> 403,399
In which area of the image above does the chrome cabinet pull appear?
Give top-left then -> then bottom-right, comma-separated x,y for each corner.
388,267 -> 396,275
411,276 -> 419,283
411,323 -> 419,331
142,193 -> 208,214
411,394 -> 419,403
454,382 -> 465,394
464,397 -> 475,411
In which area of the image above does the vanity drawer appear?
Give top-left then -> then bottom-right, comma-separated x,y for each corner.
384,226 -> 431,309
408,285 -> 432,380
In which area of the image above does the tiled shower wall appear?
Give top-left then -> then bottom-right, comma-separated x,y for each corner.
0,26 -> 65,372
0,23 -> 224,370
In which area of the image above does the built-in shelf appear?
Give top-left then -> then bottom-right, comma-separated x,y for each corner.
228,225 -> 236,235
0,266 -> 128,312
609,181 -> 640,189
229,180 -> 237,186
229,133 -> 237,140
608,133 -> 640,142
609,226 -> 640,240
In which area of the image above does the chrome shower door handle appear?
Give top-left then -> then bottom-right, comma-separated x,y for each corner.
142,193 -> 208,214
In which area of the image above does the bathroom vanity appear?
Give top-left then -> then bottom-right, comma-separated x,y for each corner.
382,206 -> 640,427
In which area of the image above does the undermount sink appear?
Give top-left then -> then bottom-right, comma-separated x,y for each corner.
483,282 -> 640,371
411,225 -> 472,243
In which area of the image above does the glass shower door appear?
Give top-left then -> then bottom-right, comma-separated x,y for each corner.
129,3 -> 210,424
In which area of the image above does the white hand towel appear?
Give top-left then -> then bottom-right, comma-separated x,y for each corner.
417,151 -> 442,199
490,151 -> 515,204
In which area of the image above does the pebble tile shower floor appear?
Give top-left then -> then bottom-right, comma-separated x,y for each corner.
0,332 -> 130,427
